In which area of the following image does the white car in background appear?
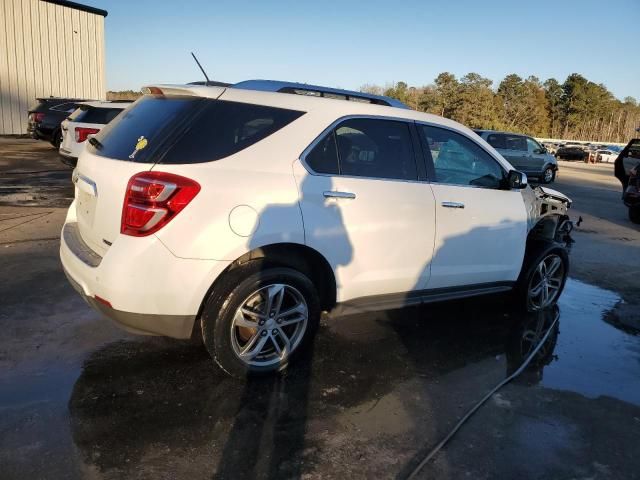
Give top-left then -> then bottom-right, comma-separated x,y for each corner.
596,149 -> 619,164
60,80 -> 573,377
59,101 -> 131,166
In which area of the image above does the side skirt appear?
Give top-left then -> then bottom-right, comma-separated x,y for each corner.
329,282 -> 515,317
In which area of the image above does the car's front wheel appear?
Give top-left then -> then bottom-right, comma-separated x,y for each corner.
201,263 -> 320,378
543,167 -> 555,184
516,243 -> 569,312
629,206 -> 640,225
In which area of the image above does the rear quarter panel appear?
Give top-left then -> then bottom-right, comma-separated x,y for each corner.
152,111 -> 334,261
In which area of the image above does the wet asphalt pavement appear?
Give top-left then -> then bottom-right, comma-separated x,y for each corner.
1,139 -> 640,479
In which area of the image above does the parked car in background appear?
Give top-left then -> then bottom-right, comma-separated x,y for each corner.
27,97 -> 89,148
60,80 -> 573,377
542,142 -> 557,155
556,144 -> 587,161
59,101 -> 130,167
474,130 -> 558,183
596,149 -> 618,163
614,138 -> 640,224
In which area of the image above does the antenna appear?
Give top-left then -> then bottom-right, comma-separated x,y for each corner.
191,52 -> 211,85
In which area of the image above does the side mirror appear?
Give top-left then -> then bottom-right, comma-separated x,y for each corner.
507,170 -> 528,189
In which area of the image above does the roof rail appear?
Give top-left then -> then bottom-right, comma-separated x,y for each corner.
231,80 -> 409,109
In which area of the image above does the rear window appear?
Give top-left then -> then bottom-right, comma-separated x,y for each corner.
88,96 -> 304,164
69,106 -> 124,124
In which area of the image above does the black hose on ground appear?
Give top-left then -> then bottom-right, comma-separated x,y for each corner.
405,309 -> 560,480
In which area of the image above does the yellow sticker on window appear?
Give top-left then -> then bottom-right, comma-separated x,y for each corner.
129,136 -> 148,159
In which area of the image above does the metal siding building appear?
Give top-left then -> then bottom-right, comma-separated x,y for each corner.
0,0 -> 107,135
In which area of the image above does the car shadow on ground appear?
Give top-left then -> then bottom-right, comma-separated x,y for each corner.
67,297 -> 559,478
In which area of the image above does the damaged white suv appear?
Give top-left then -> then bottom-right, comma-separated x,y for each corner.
60,80 -> 573,377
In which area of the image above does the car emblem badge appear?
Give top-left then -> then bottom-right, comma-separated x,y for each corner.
129,136 -> 148,159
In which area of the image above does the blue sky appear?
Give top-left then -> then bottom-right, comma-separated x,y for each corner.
85,0 -> 639,100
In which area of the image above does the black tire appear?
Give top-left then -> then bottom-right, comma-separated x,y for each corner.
51,130 -> 63,149
542,167 -> 555,184
200,263 -> 321,378
514,242 -> 569,312
629,206 -> 640,225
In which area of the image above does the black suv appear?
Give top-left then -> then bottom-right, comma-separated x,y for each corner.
555,144 -> 587,161
614,138 -> 640,224
28,97 -> 89,148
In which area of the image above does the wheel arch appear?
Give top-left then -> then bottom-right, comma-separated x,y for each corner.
527,213 -> 571,244
196,242 -> 337,323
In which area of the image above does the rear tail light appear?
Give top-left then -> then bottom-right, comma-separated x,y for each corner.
31,112 -> 45,122
121,171 -> 200,237
75,127 -> 100,143
141,86 -> 164,95
94,295 -> 112,308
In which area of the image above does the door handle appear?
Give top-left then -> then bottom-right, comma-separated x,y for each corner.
323,191 -> 356,199
441,201 -> 464,209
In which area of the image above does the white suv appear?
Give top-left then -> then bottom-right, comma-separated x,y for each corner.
60,80 -> 573,377
59,101 -> 130,166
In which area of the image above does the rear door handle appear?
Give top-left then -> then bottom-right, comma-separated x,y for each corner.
324,191 -> 356,199
441,201 -> 464,209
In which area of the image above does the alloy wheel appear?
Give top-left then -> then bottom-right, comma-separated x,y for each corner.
527,254 -> 565,310
544,168 -> 554,183
230,283 -> 308,367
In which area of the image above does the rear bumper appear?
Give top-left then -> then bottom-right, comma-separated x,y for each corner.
59,209 -> 230,339
59,148 -> 77,167
62,266 -> 196,338
29,125 -> 53,141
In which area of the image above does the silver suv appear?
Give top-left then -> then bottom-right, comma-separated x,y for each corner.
474,130 -> 558,184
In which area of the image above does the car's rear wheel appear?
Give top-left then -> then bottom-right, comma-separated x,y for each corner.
201,263 -> 320,378
515,243 -> 569,312
543,167 -> 555,184
51,130 -> 63,149
629,206 -> 640,225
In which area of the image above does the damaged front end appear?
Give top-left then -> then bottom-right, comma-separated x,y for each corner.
521,185 -> 574,247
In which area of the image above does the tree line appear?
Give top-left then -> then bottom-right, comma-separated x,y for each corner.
362,73 -> 640,143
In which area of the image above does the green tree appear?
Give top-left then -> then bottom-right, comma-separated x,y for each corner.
430,72 -> 460,117
361,73 -> 639,142
452,73 -> 502,129
544,78 -> 564,138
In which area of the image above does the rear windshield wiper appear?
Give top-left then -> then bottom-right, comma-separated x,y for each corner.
88,137 -> 103,150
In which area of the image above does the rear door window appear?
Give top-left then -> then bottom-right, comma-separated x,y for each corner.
305,131 -> 340,174
504,135 -> 527,151
486,133 -> 506,149
334,118 -> 417,180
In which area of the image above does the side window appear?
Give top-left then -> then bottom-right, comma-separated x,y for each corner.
334,118 -> 417,180
526,137 -> 543,153
159,101 -> 305,164
486,134 -> 507,149
306,130 -> 339,175
419,125 -> 505,189
505,135 -> 527,151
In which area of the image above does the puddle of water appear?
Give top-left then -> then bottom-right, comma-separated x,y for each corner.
545,279 -> 640,405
